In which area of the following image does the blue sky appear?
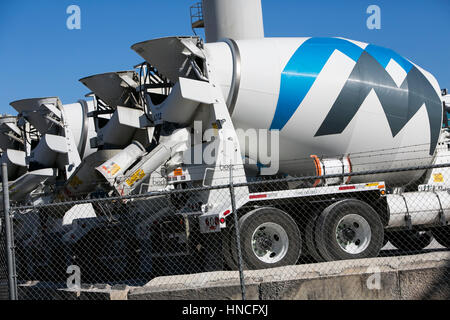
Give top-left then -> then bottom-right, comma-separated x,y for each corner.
0,0 -> 449,114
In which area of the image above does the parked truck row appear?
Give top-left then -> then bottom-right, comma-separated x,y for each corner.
1,0 -> 449,279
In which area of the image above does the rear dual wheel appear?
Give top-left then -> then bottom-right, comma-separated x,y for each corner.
432,226 -> 450,248
388,230 -> 433,252
306,199 -> 384,262
304,215 -> 326,263
223,200 -> 385,268
223,207 -> 302,270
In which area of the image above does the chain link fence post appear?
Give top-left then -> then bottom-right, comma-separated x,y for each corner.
0,208 -> 8,300
2,163 -> 17,300
229,165 -> 246,300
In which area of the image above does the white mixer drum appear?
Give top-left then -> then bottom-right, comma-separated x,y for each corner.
207,37 -> 443,185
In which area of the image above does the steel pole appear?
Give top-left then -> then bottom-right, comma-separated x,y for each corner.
229,165 -> 246,300
2,163 -> 17,300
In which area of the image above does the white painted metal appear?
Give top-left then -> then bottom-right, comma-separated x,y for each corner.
1,149 -> 26,180
131,37 -> 201,83
2,149 -> 26,168
203,42 -> 234,102
9,97 -> 97,180
314,156 -> 352,186
62,102 -> 85,149
444,94 -> 450,107
387,191 -> 450,228
204,38 -> 440,185
10,97 -> 63,135
202,0 -> 264,43
62,100 -> 97,159
7,168 -> 57,202
96,141 -> 146,185
116,106 -> 151,129
62,204 -> 97,226
63,149 -> 122,198
0,116 -> 22,150
202,55 -> 249,219
148,77 -> 214,125
114,128 -> 190,196
419,129 -> 450,191
79,71 -> 139,108
96,108 -> 138,147
248,182 -> 385,201
31,134 -> 68,168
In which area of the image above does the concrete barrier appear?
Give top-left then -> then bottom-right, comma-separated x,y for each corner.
14,252 -> 450,300
18,282 -> 131,300
128,252 -> 450,300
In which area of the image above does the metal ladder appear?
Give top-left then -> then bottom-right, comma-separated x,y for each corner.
190,2 -> 204,36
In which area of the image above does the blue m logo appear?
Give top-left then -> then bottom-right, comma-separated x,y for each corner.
270,38 -> 442,155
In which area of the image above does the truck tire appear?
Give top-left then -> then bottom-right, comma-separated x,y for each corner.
388,230 -> 432,252
233,207 -> 302,270
304,216 -> 326,263
382,235 -> 389,248
222,225 -> 238,270
315,199 -> 384,261
432,226 -> 450,248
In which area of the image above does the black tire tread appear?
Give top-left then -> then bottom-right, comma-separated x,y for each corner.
233,207 -> 302,270
315,199 -> 384,261
388,230 -> 432,252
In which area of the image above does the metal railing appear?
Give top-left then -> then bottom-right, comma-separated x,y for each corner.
190,2 -> 205,35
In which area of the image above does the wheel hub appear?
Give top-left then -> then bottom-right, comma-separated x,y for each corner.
255,234 -> 273,251
335,214 -> 372,255
251,222 -> 289,264
342,228 -> 356,241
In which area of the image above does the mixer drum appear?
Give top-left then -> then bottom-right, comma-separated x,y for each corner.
207,37 -> 444,185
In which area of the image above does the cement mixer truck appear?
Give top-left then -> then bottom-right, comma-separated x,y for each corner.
2,0 -> 450,276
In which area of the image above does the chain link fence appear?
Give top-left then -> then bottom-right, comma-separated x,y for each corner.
236,175 -> 450,300
0,216 -> 9,300
3,160 -> 450,300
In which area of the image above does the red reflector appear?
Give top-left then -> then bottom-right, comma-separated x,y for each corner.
249,194 -> 267,200
220,218 -> 225,224
223,210 -> 231,216
339,186 -> 356,191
